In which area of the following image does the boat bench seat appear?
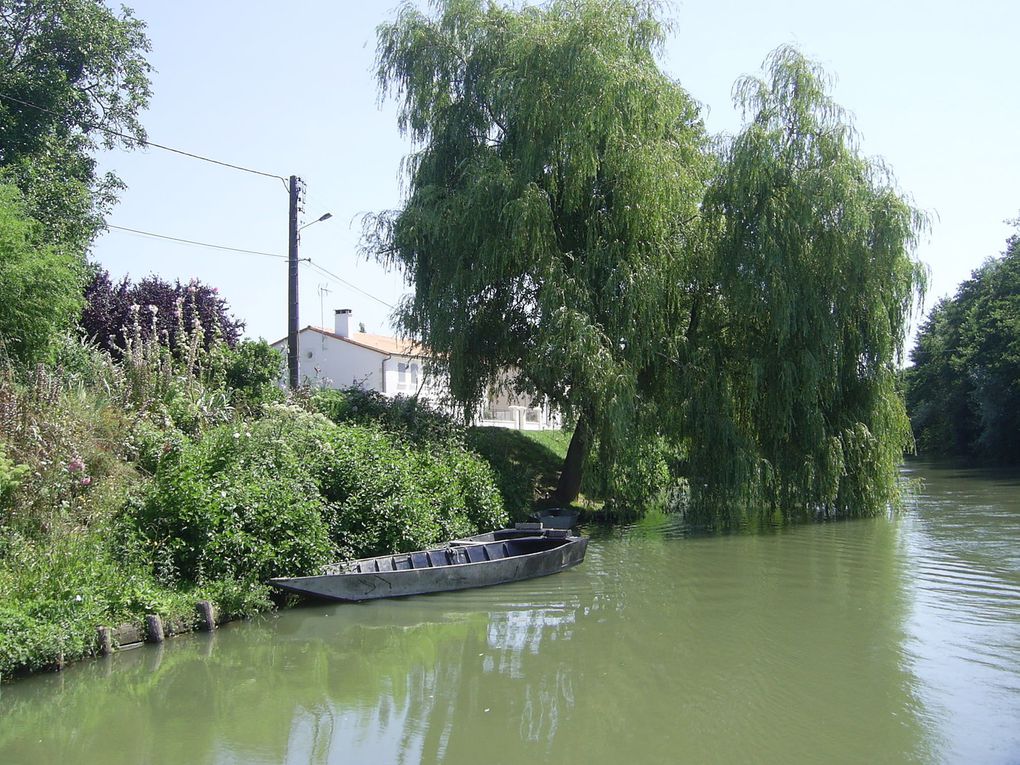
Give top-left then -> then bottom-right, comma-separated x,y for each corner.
466,546 -> 487,563
484,543 -> 510,560
352,540 -> 519,573
427,550 -> 448,567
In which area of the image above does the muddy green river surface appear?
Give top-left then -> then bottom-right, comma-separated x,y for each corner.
2,463 -> 1019,764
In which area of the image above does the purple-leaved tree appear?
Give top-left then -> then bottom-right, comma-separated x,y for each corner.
80,269 -> 243,355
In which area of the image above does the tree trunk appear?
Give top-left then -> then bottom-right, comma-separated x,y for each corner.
553,414 -> 590,505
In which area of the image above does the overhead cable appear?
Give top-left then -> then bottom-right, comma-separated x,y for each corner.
107,224 -> 287,259
0,92 -> 287,182
303,259 -> 396,308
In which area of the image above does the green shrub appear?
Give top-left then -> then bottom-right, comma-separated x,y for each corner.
311,421 -> 507,558
412,448 -> 506,539
0,443 -> 28,512
224,339 -> 284,413
127,419 -> 189,475
0,184 -> 85,365
311,387 -> 462,445
136,421 -> 334,585
312,423 -> 439,557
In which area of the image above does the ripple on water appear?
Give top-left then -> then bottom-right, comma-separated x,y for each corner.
2,464 -> 1019,765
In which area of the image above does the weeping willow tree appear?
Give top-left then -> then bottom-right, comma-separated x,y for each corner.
369,0 -> 711,504
370,0 -> 926,522
684,47 -> 928,522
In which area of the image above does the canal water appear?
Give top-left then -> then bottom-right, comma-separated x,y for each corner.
1,463 -> 1019,764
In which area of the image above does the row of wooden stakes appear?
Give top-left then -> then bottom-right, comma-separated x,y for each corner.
94,600 -> 219,657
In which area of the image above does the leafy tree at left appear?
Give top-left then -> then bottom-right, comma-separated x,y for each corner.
0,184 -> 84,363
0,0 -> 152,255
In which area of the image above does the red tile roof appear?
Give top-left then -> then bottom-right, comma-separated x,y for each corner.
272,326 -> 427,358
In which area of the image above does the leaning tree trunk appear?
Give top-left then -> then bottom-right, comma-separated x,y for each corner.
552,414 -> 590,505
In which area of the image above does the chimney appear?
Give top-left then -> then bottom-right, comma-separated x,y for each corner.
334,308 -> 353,337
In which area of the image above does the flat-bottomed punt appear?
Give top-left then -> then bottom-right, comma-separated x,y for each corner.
268,526 -> 588,602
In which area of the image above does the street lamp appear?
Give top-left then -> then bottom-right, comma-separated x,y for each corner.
299,212 -> 333,232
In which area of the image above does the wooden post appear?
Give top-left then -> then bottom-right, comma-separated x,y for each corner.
287,174 -> 301,389
196,600 -> 216,631
97,626 -> 113,655
144,614 -> 164,643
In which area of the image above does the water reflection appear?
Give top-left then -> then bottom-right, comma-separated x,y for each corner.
900,463 -> 1020,764
2,464 -> 1019,763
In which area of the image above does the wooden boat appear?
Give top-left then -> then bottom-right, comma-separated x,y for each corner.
530,507 -> 580,529
268,525 -> 588,602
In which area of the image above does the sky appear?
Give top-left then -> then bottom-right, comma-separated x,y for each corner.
92,0 -> 1020,350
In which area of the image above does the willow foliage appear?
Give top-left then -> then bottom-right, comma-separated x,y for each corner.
370,0 -> 709,500
689,47 -> 927,521
371,2 -> 926,523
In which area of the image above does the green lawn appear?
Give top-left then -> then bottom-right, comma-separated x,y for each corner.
465,427 -> 573,521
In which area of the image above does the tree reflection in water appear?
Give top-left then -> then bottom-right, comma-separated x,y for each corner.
7,483 -> 1012,764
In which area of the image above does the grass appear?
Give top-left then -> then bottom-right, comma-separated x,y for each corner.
465,427 -> 575,521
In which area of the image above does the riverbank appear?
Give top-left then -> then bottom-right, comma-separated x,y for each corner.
0,339 -> 512,682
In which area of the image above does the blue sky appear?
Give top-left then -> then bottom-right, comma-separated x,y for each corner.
93,0 -> 1020,351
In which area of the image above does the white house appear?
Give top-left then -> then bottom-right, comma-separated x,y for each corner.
272,309 -> 558,430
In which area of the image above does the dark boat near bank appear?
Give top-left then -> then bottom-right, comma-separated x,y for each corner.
530,507 -> 580,529
268,525 -> 588,602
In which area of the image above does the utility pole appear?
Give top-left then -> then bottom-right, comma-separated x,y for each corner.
287,175 -> 302,389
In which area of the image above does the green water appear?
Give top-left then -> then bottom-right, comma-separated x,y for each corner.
2,463 -> 1019,764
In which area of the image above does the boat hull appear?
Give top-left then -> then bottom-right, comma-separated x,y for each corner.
269,530 -> 588,602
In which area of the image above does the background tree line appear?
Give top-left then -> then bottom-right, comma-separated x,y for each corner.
906,225 -> 1020,464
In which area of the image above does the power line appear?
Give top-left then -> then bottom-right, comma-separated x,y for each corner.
304,258 -> 396,309
0,92 -> 287,182
106,224 -> 396,308
107,224 -> 287,260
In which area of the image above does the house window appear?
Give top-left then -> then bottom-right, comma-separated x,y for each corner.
397,362 -> 420,393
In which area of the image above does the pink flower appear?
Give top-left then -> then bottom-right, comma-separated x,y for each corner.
67,458 -> 84,473
80,476 -> 92,486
